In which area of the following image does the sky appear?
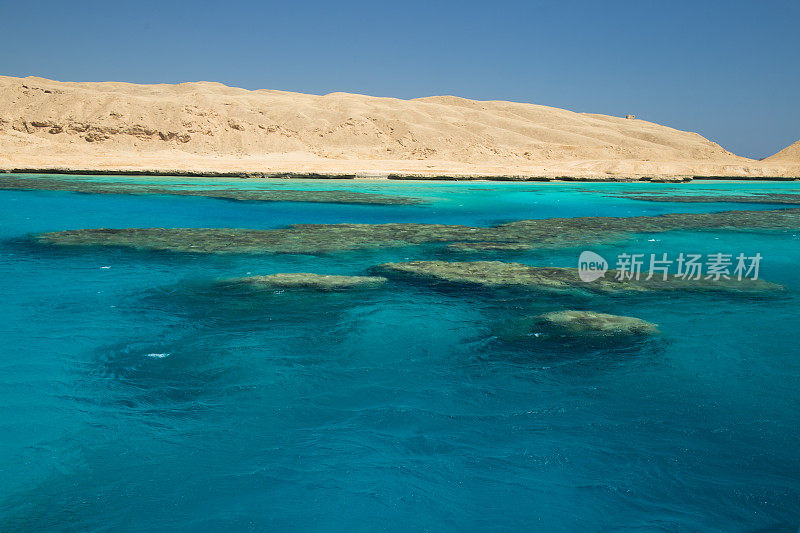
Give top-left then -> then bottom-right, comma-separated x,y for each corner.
1,0 -> 797,159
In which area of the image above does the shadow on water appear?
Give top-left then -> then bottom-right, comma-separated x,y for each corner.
481,330 -> 668,373
62,277 -> 403,419
141,276 -> 392,323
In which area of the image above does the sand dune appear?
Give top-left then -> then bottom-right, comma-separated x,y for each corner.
764,140 -> 800,163
0,75 -> 797,179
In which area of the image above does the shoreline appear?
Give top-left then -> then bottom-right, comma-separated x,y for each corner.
2,168 -> 798,183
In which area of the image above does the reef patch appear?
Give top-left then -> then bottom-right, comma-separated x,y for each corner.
0,176 -> 425,205
225,272 -> 387,291
498,310 -> 659,341
36,207 -> 800,254
373,260 -> 783,294
613,192 -> 800,205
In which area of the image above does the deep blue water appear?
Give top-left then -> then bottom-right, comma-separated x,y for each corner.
1,176 -> 799,531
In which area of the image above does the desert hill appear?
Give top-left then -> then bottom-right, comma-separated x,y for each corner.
0,75 -> 796,179
764,140 -> 800,163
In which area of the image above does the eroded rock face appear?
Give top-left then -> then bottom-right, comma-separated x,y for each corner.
500,311 -> 659,341
0,176 -> 425,206
35,207 -> 800,255
227,273 -> 387,291
373,261 -> 783,294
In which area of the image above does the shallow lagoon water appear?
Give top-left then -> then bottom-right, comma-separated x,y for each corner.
1,176 -> 799,531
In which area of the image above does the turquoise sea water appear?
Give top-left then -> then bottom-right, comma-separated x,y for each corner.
1,176 -> 799,531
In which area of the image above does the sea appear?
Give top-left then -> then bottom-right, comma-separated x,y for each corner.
0,175 -> 798,531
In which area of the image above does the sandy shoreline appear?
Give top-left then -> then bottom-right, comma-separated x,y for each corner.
2,166 -> 797,182
2,151 -> 798,182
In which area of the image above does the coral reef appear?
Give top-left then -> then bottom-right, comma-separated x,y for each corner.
226,273 -> 387,291
0,176 -> 425,205
373,261 -> 783,294
498,310 -> 659,341
614,193 -> 800,205
36,207 -> 800,255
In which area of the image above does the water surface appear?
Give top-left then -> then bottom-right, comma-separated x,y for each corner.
1,176 -> 799,531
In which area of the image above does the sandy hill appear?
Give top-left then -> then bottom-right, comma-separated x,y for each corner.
0,75 -> 796,179
764,140 -> 800,163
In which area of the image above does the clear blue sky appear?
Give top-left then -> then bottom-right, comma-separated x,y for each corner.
2,0 -> 797,159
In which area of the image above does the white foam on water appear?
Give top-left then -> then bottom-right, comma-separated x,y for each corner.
146,353 -> 170,359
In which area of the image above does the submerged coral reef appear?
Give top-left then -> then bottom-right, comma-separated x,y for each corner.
498,310 -> 659,341
29,200 -> 797,352
613,192 -> 800,205
35,207 -> 800,254
373,261 -> 783,294
226,273 -> 387,291
0,176 -> 425,205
